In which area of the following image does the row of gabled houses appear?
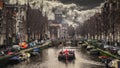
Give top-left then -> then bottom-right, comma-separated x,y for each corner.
0,0 -> 49,47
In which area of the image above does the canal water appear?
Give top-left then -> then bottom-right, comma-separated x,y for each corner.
6,46 -> 105,68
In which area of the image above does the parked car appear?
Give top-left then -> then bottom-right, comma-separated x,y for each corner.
38,41 -> 42,45
103,45 -> 112,50
109,46 -> 120,54
33,42 -> 36,46
78,41 -> 83,45
89,49 -> 100,56
12,45 -> 21,52
86,46 -> 94,51
28,42 -> 34,47
81,44 -> 88,49
41,40 -> 45,44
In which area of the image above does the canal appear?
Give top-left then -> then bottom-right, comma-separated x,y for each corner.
6,46 -> 105,68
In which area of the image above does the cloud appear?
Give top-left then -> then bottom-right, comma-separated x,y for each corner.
9,0 -> 27,4
41,1 -> 102,25
9,0 -> 103,26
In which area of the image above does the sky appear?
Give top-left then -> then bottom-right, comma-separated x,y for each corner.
9,0 -> 104,26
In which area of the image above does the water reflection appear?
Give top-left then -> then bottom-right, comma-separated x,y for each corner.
7,47 -> 104,68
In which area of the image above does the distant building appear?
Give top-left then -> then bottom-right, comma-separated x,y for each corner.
59,23 -> 69,39
54,6 -> 63,24
49,20 -> 60,39
0,1 -> 27,45
48,6 -> 64,40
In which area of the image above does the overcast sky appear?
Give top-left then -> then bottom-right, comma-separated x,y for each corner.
9,0 -> 104,26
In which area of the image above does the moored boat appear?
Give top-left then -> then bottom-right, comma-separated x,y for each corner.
58,49 -> 75,60
8,56 -> 21,64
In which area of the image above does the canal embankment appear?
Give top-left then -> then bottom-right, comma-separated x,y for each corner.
81,41 -> 120,59
0,41 -> 52,67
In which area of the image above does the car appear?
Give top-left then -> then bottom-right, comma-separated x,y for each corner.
103,45 -> 112,51
81,44 -> 88,49
86,46 -> 94,51
33,42 -> 36,46
109,46 -> 120,54
12,45 -> 21,52
28,43 -> 33,47
78,41 -> 83,45
37,41 -> 42,45
41,40 -> 45,44
28,42 -> 35,47
89,49 -> 100,56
